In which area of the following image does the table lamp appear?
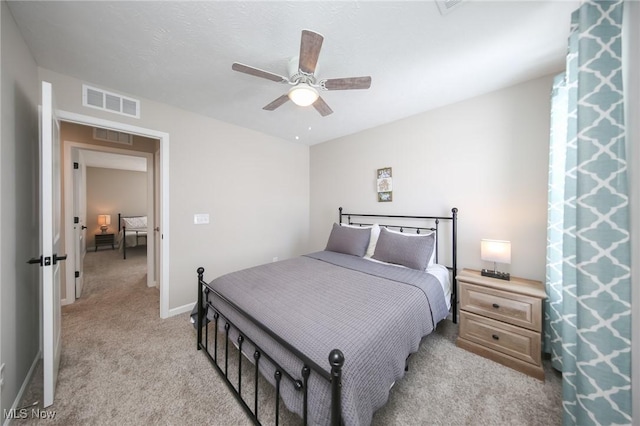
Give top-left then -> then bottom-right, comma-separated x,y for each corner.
480,239 -> 511,280
98,214 -> 111,233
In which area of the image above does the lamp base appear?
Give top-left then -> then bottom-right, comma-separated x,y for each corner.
100,226 -> 108,234
481,269 -> 510,281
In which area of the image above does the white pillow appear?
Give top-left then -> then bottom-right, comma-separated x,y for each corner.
340,223 -> 380,258
385,227 -> 437,266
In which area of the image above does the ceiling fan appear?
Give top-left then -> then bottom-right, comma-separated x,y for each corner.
232,30 -> 372,117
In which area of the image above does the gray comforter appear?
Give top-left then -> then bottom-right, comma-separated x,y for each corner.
203,251 -> 448,425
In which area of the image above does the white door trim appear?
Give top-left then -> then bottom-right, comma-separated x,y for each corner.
56,110 -> 171,319
63,142 -> 156,303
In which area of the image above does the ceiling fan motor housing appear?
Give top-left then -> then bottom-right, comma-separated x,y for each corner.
288,56 -> 318,86
231,29 -> 370,117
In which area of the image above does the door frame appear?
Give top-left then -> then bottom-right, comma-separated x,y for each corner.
63,142 -> 156,302
57,110 -> 171,318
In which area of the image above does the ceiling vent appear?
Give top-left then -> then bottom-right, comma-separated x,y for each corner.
82,84 -> 140,118
93,127 -> 133,145
435,0 -> 465,15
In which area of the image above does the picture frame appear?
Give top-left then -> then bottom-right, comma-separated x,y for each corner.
377,167 -> 392,202
378,191 -> 393,202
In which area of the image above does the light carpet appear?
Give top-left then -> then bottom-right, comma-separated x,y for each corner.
19,247 -> 562,425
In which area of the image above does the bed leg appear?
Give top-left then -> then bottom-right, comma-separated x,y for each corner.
329,349 -> 344,426
197,267 -> 204,351
123,226 -> 127,259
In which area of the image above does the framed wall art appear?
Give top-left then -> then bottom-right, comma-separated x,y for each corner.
377,167 -> 392,202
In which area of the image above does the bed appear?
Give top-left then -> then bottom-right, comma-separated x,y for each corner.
195,207 -> 458,425
117,214 -> 148,259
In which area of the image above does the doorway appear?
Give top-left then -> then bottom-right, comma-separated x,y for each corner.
58,111 -> 170,318
64,143 -> 155,301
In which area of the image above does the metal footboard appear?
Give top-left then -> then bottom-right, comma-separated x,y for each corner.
196,267 -> 344,425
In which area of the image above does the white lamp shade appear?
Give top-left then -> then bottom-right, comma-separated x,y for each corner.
480,239 -> 511,264
288,84 -> 319,107
98,214 -> 111,226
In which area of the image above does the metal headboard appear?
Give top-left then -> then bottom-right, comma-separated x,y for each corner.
338,207 -> 459,323
117,213 -> 146,232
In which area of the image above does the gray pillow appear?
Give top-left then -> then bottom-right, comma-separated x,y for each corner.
325,223 -> 371,257
372,227 -> 435,270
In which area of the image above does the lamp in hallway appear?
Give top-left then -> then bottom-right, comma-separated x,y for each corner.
98,214 -> 111,233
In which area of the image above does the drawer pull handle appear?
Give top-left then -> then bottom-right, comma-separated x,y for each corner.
492,334 -> 500,340
492,303 -> 500,309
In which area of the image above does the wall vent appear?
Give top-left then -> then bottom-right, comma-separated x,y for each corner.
93,127 -> 133,145
82,84 -> 140,118
435,0 -> 464,15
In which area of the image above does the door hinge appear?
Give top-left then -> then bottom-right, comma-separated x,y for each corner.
75,271 -> 80,278
73,162 -> 79,169
74,216 -> 79,224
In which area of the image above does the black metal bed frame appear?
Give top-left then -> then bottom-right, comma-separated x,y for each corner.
197,269 -> 344,426
117,213 -> 147,260
196,207 -> 458,426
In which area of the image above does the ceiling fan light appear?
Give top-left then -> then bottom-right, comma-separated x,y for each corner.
288,84 -> 319,107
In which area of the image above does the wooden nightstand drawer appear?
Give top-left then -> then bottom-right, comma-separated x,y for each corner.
459,311 -> 541,365
459,282 -> 542,332
456,269 -> 546,380
95,233 -> 115,251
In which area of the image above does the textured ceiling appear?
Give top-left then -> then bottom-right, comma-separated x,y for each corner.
7,1 -> 579,145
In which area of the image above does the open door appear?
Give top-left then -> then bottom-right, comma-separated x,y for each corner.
33,81 -> 64,407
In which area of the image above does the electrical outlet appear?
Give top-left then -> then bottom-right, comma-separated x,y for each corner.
272,257 -> 278,262
0,363 -> 5,387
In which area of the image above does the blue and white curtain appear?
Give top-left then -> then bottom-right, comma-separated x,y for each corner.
544,1 -> 631,424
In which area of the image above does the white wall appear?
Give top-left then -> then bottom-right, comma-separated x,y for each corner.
310,75 -> 554,282
38,68 -> 310,312
86,167 -> 147,247
0,0 -> 40,420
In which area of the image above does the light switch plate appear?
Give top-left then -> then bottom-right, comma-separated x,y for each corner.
194,213 -> 209,225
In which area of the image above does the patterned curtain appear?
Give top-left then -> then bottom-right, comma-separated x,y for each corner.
544,1 -> 632,424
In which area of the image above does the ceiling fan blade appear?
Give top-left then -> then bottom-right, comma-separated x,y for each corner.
299,30 -> 324,74
232,63 -> 288,83
312,96 -> 333,117
322,76 -> 372,90
263,94 -> 290,111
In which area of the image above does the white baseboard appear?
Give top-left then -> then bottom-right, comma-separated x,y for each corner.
2,350 -> 41,426
167,302 -> 194,318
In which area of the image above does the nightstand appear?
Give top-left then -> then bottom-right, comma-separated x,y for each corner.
456,268 -> 547,380
95,233 -> 115,251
